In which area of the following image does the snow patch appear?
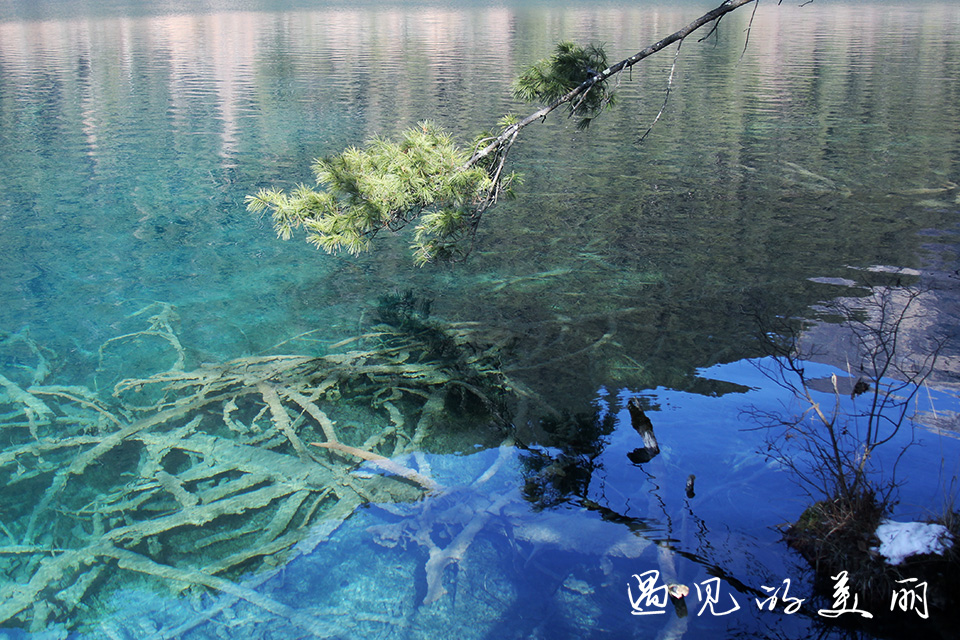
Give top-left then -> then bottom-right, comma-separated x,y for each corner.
874,520 -> 954,565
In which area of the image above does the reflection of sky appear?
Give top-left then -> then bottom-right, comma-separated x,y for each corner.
4,355 -> 950,638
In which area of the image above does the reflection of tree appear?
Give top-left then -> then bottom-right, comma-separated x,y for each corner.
514,395 -> 802,636
519,410 -> 614,510
753,278 -> 950,509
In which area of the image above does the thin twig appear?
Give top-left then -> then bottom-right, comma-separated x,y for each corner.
740,0 -> 761,62
638,40 -> 684,144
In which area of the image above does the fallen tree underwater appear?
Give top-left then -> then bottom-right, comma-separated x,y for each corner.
0,301 -> 515,633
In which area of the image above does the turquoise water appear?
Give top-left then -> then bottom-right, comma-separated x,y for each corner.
1,0 -> 959,638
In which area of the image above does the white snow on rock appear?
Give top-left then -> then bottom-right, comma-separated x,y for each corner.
874,520 -> 954,565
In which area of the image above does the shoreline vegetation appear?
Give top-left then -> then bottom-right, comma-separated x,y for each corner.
751,272 -> 959,635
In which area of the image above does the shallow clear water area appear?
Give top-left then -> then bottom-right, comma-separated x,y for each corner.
1,1 -> 959,638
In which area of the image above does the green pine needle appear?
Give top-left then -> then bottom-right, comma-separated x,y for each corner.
513,41 -> 616,128
246,121 -> 493,264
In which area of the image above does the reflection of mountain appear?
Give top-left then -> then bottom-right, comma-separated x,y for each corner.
3,3 -> 957,170
0,8 -> 519,168
799,268 -> 960,433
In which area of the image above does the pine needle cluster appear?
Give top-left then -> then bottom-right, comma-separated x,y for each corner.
513,41 -> 617,129
246,121 -> 495,265
246,44 -> 621,264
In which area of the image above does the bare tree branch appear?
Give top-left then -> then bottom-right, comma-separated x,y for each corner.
638,40 -> 684,144
466,0 -> 758,171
